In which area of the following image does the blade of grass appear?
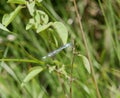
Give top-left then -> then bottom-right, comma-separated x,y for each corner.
98,0 -> 120,64
0,58 -> 44,65
0,47 -> 33,97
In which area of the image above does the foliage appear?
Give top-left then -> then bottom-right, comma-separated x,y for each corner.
0,0 -> 120,98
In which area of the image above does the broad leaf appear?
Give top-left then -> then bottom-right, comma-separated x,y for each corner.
37,22 -> 52,33
27,1 -> 35,16
78,54 -> 91,74
2,6 -> 23,27
7,0 -> 26,4
26,10 -> 49,30
21,66 -> 43,87
36,0 -> 43,3
52,22 -> 68,45
26,18 -> 34,30
37,10 -> 49,24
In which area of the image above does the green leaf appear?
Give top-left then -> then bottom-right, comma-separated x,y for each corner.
0,23 -> 10,32
37,22 -> 52,33
1,62 -> 19,82
48,66 -> 56,73
34,10 -> 41,29
37,10 -> 49,24
78,54 -> 91,74
1,47 -> 19,82
2,5 -> 23,27
26,10 -> 49,31
79,83 -> 90,94
21,66 -> 43,87
26,23 -> 33,30
52,22 -> 68,45
82,84 -> 90,94
26,18 -> 34,30
7,0 -> 26,4
27,1 -> 35,16
35,0 -> 43,3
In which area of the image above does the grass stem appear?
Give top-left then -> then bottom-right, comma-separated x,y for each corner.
70,40 -> 75,98
72,0 -> 101,98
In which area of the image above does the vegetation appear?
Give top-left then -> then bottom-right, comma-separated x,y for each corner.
0,0 -> 120,98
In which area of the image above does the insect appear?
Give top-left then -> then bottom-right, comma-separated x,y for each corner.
42,43 -> 72,59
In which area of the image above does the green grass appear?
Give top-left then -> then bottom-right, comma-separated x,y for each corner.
0,0 -> 120,98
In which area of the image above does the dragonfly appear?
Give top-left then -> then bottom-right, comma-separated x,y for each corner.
42,43 -> 72,59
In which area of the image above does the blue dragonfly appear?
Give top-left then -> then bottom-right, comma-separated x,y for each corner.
42,43 -> 72,59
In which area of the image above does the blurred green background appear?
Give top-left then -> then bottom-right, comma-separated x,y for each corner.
0,0 -> 120,98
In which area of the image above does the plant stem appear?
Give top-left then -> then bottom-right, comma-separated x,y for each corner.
72,0 -> 101,98
0,59 -> 44,65
70,41 -> 75,98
